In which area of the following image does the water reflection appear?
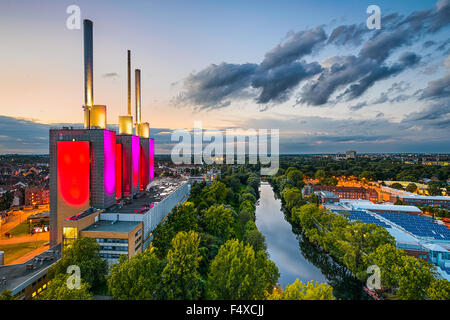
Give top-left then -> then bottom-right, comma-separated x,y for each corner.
255,182 -> 369,300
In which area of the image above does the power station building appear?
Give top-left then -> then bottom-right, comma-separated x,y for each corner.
49,19 -> 160,263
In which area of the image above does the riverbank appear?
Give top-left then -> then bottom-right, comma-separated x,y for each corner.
264,180 -> 370,300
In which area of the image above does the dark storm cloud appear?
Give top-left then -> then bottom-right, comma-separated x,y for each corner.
348,101 -> 368,111
260,27 -> 326,70
252,61 -> 322,104
327,13 -> 401,47
327,23 -> 367,46
423,40 -> 436,48
298,55 -> 377,106
339,52 -> 421,101
176,62 -> 258,110
403,99 -> 450,129
359,28 -> 413,63
176,0 -> 450,110
429,0 -> 450,32
437,38 -> 450,51
419,73 -> 450,100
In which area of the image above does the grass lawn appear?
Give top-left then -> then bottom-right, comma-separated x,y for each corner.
0,240 -> 47,264
9,221 -> 32,237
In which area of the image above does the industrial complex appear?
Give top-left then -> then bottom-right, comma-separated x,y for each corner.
0,19 -> 190,298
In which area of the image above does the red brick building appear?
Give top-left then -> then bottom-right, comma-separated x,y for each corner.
25,186 -> 49,206
311,185 -> 378,202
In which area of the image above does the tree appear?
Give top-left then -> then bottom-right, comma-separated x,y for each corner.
427,279 -> 450,300
282,187 -> 305,211
315,169 -> 326,180
368,243 -> 405,289
108,250 -> 163,299
359,171 -> 374,181
202,205 -> 235,240
0,289 -> 15,300
161,231 -> 203,300
246,174 -> 260,192
393,255 -> 435,300
207,180 -> 228,204
207,239 -> 279,299
0,191 -> 14,211
36,274 -> 93,300
267,279 -> 335,300
244,228 -> 267,253
287,169 -> 304,189
390,183 -> 404,190
49,237 -> 107,293
239,192 -> 256,204
152,202 -> 199,259
428,181 -> 442,196
405,183 -> 418,193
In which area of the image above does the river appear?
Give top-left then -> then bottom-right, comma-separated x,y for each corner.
255,182 -> 369,300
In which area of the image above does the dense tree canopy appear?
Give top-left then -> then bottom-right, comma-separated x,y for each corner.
48,237 -> 108,293
37,274 -> 93,300
161,231 -> 203,300
108,250 -> 163,300
206,239 -> 279,300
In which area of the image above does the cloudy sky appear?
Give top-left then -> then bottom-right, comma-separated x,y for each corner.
0,0 -> 449,154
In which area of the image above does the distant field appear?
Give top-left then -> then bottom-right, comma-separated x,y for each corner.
0,241 -> 47,264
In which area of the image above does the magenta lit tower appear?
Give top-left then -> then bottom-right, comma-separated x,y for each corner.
50,19 -> 117,246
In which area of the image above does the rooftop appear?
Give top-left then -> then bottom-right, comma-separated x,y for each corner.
104,178 -> 186,214
0,245 -> 61,295
398,194 -> 450,201
340,199 -> 422,213
82,220 -> 141,233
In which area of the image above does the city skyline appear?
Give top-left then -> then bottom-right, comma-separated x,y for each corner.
0,0 -> 449,154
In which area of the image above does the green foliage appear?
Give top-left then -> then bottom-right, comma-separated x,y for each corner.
152,201 -> 198,259
368,243 -> 405,288
315,169 -> 326,180
246,174 -> 261,192
207,180 -> 228,204
244,227 -> 267,253
286,169 -> 304,189
427,279 -> 450,300
206,239 -> 279,299
359,170 -> 374,181
36,274 -> 93,300
0,289 -> 15,300
268,279 -> 335,300
202,205 -> 235,240
405,183 -> 418,193
108,250 -> 163,299
239,192 -> 257,204
161,231 -> 203,300
291,204 -> 394,279
428,181 -> 442,196
282,187 -> 305,211
49,237 -> 107,293
390,183 -> 404,190
393,255 -> 436,300
0,191 -> 14,211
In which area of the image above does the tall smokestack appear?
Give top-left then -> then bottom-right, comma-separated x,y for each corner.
83,19 -> 94,129
127,50 -> 131,116
135,69 -> 141,125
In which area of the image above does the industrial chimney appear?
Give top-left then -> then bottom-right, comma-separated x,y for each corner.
127,50 -> 131,116
83,19 -> 94,129
118,50 -> 133,135
135,69 -> 141,126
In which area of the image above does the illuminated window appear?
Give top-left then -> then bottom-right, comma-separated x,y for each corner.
63,227 -> 78,248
